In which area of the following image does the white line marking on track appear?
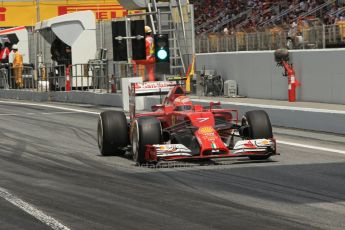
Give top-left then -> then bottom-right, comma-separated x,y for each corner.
0,100 -> 99,115
0,187 -> 71,230
0,111 -> 80,116
1,100 -> 344,156
277,140 -> 345,155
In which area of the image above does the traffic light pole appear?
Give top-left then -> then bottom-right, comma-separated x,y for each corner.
157,9 -> 162,34
125,18 -> 133,64
115,11 -> 158,63
114,18 -> 144,77
114,12 -> 159,78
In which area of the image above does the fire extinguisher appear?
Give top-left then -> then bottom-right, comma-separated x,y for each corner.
65,65 -> 71,92
282,61 -> 300,102
111,75 -> 116,93
274,49 -> 300,102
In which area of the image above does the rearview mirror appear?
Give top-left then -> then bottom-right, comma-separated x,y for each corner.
209,101 -> 221,110
151,104 -> 164,112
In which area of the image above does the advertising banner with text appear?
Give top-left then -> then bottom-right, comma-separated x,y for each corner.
0,0 -> 142,27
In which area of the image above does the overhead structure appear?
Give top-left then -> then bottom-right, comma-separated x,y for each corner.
147,0 -> 189,74
35,10 -> 97,66
0,26 -> 30,63
35,10 -> 97,87
117,0 -> 148,10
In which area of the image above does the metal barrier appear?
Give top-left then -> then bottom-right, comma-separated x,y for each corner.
195,24 -> 345,53
0,65 -> 9,89
0,64 -> 32,90
71,62 -> 109,92
20,65 -> 35,90
113,62 -> 137,92
37,64 -> 66,92
0,61 -> 110,93
0,65 -> 35,90
196,30 -> 288,53
86,61 -> 109,93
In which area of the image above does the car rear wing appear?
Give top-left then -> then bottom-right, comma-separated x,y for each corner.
128,81 -> 176,121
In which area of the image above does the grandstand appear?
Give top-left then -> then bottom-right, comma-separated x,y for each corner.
191,0 -> 345,33
192,0 -> 345,51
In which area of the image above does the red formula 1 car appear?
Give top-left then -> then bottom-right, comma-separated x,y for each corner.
97,85 -> 277,164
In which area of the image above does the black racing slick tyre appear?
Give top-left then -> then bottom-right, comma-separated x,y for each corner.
243,110 -> 273,139
242,110 -> 273,160
98,111 -> 129,156
131,116 -> 162,165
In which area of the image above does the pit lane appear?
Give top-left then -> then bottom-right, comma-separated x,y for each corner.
0,100 -> 345,230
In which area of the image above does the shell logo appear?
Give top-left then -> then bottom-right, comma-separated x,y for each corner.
174,96 -> 191,104
261,140 -> 270,145
198,126 -> 214,134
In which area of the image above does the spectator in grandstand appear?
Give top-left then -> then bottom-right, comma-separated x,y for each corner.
295,31 -> 304,48
193,0 -> 345,36
288,18 -> 298,36
339,13 -> 345,22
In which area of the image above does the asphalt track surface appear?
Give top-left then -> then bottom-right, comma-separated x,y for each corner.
1,100 -> 345,230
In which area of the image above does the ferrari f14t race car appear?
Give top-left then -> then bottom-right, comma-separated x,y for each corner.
97,85 -> 277,164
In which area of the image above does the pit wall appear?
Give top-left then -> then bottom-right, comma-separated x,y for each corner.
196,49 -> 345,104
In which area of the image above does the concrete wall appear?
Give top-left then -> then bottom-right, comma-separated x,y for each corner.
196,49 -> 345,104
0,90 -> 123,107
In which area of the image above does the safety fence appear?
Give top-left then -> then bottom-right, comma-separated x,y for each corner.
195,24 -> 345,53
113,63 -> 136,92
0,64 -> 35,90
0,62 -> 110,93
0,61 -> 225,98
37,64 -> 66,92
0,61 -> 177,94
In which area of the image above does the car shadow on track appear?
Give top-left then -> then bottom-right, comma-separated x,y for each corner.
96,151 -> 278,169
137,158 -> 278,169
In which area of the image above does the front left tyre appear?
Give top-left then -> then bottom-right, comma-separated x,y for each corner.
242,110 -> 273,160
131,116 -> 162,164
98,111 -> 129,156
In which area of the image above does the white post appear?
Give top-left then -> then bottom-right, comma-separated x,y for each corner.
36,0 -> 40,22
322,24 -> 326,49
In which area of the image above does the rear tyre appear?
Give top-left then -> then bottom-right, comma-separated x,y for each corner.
131,116 -> 162,165
98,111 -> 129,156
242,110 -> 273,160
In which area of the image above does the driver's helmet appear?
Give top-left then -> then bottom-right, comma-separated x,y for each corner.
173,96 -> 192,111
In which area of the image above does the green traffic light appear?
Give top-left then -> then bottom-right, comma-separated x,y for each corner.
157,49 -> 168,60
154,34 -> 170,63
